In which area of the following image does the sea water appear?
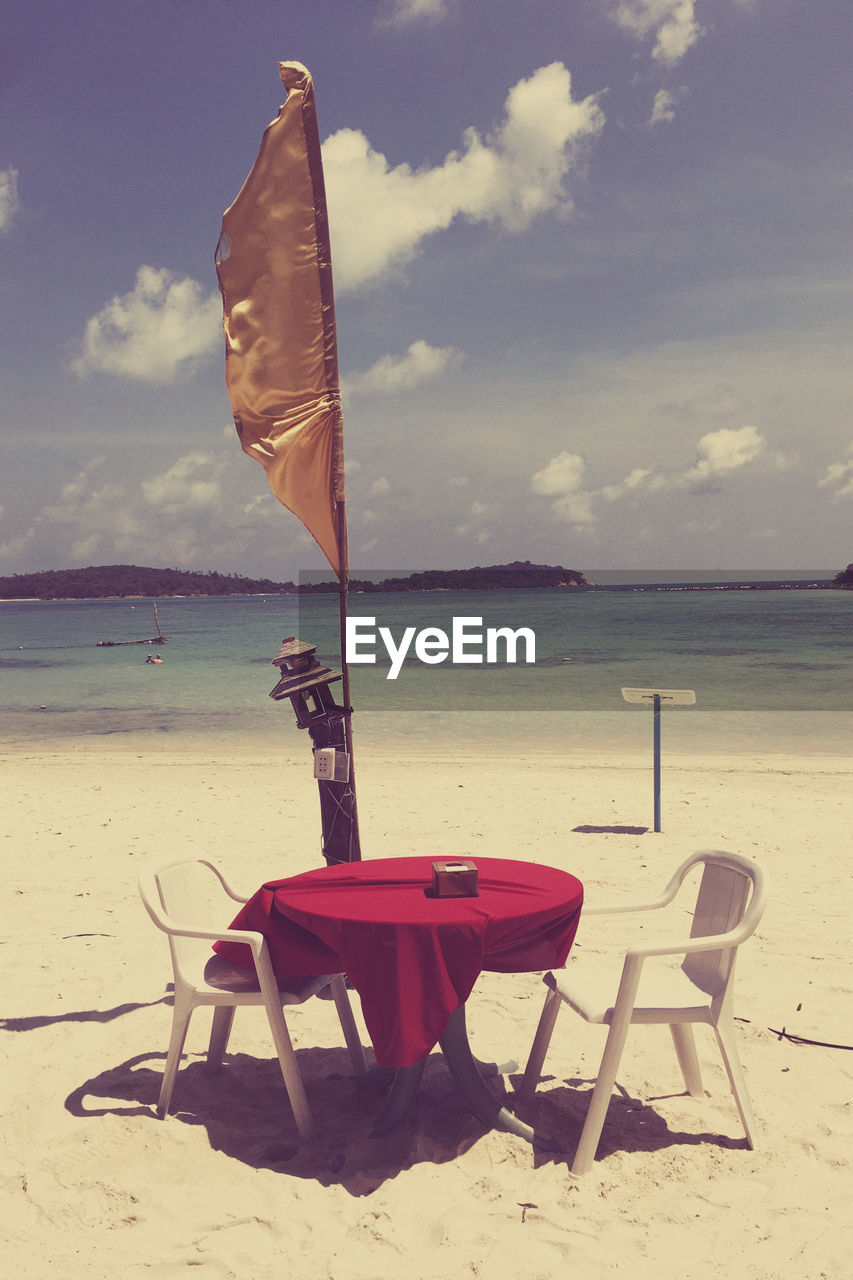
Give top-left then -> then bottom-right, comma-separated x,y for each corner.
1,584 -> 851,758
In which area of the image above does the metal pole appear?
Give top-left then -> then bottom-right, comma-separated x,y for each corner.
336,497 -> 361,861
653,694 -> 661,832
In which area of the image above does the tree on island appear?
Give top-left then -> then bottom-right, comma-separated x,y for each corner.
300,562 -> 591,593
832,564 -> 853,588
0,565 -> 295,599
0,561 -> 590,600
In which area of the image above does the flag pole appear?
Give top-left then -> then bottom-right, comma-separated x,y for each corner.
335,496 -> 360,860
215,62 -> 362,860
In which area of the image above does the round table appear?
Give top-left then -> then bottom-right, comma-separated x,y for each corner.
215,855 -> 583,1141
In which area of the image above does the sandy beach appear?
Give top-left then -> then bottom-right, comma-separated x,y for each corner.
3,721 -> 852,1279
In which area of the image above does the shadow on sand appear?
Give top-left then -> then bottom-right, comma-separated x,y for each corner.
63,1045 -> 744,1194
1,992 -> 173,1032
572,824 -> 650,835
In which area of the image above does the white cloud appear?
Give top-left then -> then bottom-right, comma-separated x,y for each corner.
454,499 -> 491,540
631,426 -> 768,493
323,62 -> 605,292
818,445 -> 853,499
550,491 -> 597,526
72,266 -> 222,383
600,467 -> 656,500
344,339 -> 463,397
531,452 -> 597,528
0,168 -> 20,233
532,427 -> 769,527
16,449 -> 276,570
141,453 -> 225,513
37,459 -> 143,560
610,1 -> 704,65
679,425 -> 765,490
0,527 -> 35,560
370,476 -> 391,497
648,87 -> 686,126
453,521 -> 491,540
242,493 -> 271,517
531,451 -> 587,497
378,0 -> 451,27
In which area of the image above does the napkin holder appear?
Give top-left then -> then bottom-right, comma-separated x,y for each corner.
432,860 -> 479,898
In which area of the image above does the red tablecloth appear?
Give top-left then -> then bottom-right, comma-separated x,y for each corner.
214,856 -> 583,1067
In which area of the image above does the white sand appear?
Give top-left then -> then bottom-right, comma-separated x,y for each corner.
2,725 -> 852,1279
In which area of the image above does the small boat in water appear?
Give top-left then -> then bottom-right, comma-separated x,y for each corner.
96,602 -> 168,647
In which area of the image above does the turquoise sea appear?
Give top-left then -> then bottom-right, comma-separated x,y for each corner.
1,582 -> 851,759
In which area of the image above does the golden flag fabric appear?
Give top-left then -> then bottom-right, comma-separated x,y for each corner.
215,62 -> 346,577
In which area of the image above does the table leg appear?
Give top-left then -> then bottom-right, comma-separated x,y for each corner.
366,1006 -> 561,1149
370,1059 -> 426,1137
354,1064 -> 397,1097
439,1005 -> 561,1150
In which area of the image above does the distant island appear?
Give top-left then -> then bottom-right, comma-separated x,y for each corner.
1,561 -> 850,600
0,561 -> 589,600
303,562 -> 591,593
0,564 -> 295,600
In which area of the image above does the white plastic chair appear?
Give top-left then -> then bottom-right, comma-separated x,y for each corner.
138,856 -> 366,1141
518,850 -> 768,1175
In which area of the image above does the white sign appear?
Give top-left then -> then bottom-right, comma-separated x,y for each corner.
621,687 -> 696,705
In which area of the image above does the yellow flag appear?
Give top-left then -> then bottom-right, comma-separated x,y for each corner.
215,62 -> 346,578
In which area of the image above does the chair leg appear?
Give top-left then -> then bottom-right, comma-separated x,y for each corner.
158,992 -> 194,1117
518,986 -> 563,1101
571,1018 -> 633,1177
714,1018 -> 758,1148
670,1023 -> 704,1097
329,975 -> 367,1074
262,999 -> 316,1142
207,1005 -> 236,1072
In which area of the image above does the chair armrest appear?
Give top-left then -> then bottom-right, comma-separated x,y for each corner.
163,919 -> 285,1002
222,888 -> 251,904
583,895 -> 674,917
168,924 -> 264,950
600,924 -> 752,1019
196,860 -> 251,904
583,851 -> 764,920
625,918 -> 757,962
581,864 -> 691,917
146,905 -> 267,957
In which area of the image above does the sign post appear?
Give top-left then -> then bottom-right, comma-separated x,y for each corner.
621,688 -> 696,832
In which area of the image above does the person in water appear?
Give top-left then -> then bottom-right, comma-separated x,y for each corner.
145,653 -> 164,664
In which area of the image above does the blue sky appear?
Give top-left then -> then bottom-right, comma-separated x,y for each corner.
2,0 -> 852,579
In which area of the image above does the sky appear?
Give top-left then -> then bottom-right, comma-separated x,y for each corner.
2,0 -> 852,580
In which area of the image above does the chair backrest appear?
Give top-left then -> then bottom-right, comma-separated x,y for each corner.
679,852 -> 766,998
138,857 -> 234,985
